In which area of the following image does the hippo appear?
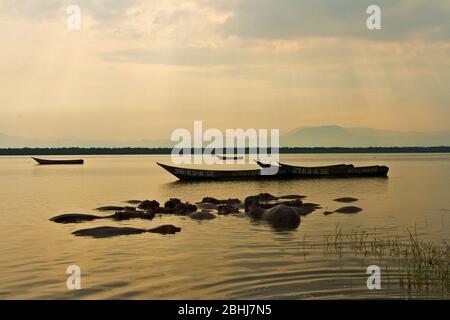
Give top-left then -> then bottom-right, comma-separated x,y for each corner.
138,200 -> 160,211
173,202 -> 197,215
244,194 -> 320,217
148,225 -> 181,234
263,205 -> 301,229
201,197 -> 241,205
279,194 -> 306,200
73,226 -> 147,237
244,193 -> 278,208
125,200 -> 142,204
154,207 -> 176,214
333,197 -> 359,203
189,211 -> 216,220
72,225 -> 181,238
50,209 -> 155,224
96,206 -> 126,211
217,204 -> 239,215
296,203 -> 322,215
164,198 -> 182,209
335,206 -> 363,214
246,201 -> 301,229
109,210 -> 155,220
278,199 -> 303,207
50,213 -> 104,224
131,198 -> 196,215
196,202 -> 218,210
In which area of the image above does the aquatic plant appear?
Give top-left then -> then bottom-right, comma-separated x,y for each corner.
321,224 -> 449,297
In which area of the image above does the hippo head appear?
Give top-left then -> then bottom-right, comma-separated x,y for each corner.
246,198 -> 265,219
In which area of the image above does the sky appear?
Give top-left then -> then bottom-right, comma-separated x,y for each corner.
0,0 -> 449,141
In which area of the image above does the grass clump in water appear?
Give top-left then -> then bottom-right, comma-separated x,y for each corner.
323,224 -> 449,297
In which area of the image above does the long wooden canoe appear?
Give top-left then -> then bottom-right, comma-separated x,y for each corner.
157,161 -> 388,181
157,162 -> 263,181
275,161 -> 389,177
32,157 -> 84,165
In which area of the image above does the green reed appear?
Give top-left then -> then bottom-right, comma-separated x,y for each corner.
322,224 -> 450,297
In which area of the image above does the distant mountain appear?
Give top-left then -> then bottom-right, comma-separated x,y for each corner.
281,126 -> 450,147
0,133 -> 173,148
1,126 -> 450,148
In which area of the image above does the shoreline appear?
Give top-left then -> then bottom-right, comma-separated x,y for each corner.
1,146 -> 450,156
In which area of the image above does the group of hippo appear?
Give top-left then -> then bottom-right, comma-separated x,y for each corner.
50,193 -> 362,238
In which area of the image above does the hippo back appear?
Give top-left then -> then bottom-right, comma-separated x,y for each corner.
263,205 -> 301,229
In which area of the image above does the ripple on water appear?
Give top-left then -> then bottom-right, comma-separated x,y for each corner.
1,155 -> 450,299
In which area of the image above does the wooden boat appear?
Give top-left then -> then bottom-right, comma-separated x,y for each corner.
157,161 -> 388,181
157,162 -> 263,181
216,154 -> 244,160
32,157 -> 84,165
273,161 -> 389,178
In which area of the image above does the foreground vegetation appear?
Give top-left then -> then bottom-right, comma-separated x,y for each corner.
322,224 -> 449,297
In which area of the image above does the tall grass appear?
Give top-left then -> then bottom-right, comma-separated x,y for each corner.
322,224 -> 449,297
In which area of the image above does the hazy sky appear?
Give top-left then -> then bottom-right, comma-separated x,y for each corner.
0,0 -> 449,140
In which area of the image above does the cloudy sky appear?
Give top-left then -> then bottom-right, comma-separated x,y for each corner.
0,0 -> 449,141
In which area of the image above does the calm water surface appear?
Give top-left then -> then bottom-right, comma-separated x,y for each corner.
0,154 -> 449,299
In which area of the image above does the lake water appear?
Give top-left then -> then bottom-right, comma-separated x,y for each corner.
0,154 -> 449,299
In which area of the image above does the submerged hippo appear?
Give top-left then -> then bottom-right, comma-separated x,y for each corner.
125,200 -> 142,204
247,202 -> 301,229
333,197 -> 359,203
50,213 -> 103,224
50,209 -> 155,224
279,194 -> 306,200
201,197 -> 241,205
296,203 -> 322,215
148,225 -> 181,234
138,200 -> 160,210
244,193 -> 278,208
217,204 -> 240,215
263,205 -> 301,229
96,206 -> 126,211
72,225 -> 181,238
335,206 -> 363,214
163,198 -> 197,215
189,211 -> 216,220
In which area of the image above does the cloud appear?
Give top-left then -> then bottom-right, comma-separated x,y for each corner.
0,0 -> 228,41
2,1 -> 449,42
218,0 -> 450,41
0,0 -> 63,20
77,0 -> 138,21
103,47 -> 243,67
0,0 -> 137,19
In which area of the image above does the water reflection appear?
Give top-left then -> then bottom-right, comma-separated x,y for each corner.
161,177 -> 389,199
1,154 -> 449,299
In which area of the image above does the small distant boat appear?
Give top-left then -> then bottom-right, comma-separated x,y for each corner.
32,157 -> 84,165
216,154 -> 244,160
157,161 -> 389,181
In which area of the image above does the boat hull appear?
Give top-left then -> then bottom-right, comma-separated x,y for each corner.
157,162 -> 388,181
277,162 -> 389,178
157,163 -> 264,180
32,157 -> 84,165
